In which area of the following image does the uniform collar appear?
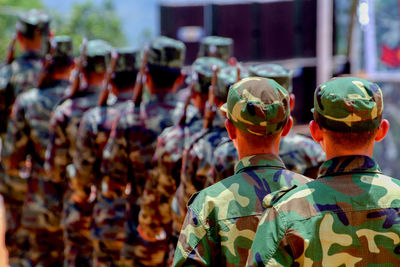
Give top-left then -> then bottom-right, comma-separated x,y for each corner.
234,153 -> 286,174
317,155 -> 382,178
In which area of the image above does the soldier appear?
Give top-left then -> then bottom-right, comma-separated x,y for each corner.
0,9 -> 50,262
0,9 -> 50,139
171,57 -> 230,238
249,63 -> 325,177
45,39 -> 112,266
198,36 -> 233,62
208,63 -> 326,182
173,77 -> 311,266
100,36 -> 186,266
73,48 -> 139,265
247,77 -> 398,266
176,35 -> 233,103
1,36 -> 74,265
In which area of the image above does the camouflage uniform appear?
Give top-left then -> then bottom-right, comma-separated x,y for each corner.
198,36 -> 233,61
45,39 -> 112,266
171,57 -> 231,236
1,36 -> 73,266
72,48 -> 139,265
247,77 -> 400,266
173,77 -> 311,266
176,35 -> 234,103
207,64 -> 325,182
100,36 -> 186,266
0,10 -> 50,264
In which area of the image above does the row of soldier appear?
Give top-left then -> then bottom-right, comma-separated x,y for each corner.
0,9 -> 330,266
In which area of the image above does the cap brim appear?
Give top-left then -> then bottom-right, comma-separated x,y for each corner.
220,103 -> 228,113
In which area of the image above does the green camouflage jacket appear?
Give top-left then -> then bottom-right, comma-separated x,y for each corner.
0,51 -> 43,137
208,133 -> 325,185
2,80 -> 68,229
173,154 -> 311,266
247,155 -> 400,266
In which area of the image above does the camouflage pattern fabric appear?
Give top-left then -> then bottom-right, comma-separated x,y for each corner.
0,51 -> 43,137
220,77 -> 290,136
172,113 -> 228,237
147,36 -> 186,68
198,36 -> 233,61
73,91 -> 133,264
173,154 -> 311,266
101,92 -> 182,265
16,9 -> 50,37
249,63 -> 293,93
207,138 -> 238,185
247,155 -> 400,266
313,77 -> 383,132
45,85 -> 101,266
1,80 -> 69,265
216,65 -> 249,100
207,133 -> 325,192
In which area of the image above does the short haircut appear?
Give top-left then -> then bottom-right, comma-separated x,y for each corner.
111,70 -> 138,90
147,63 -> 181,89
324,128 -> 378,148
237,125 -> 279,148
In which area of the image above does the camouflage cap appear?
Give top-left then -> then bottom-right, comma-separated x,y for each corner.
16,9 -> 50,37
84,39 -> 113,73
221,77 -> 290,136
53,36 -> 73,59
216,65 -> 249,100
249,63 -> 293,93
115,47 -> 140,72
188,57 -> 228,94
147,36 -> 186,69
198,36 -> 233,61
313,77 -> 383,133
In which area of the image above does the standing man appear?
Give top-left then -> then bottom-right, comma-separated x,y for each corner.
73,48 -> 139,265
0,10 -> 50,262
0,9 -> 50,138
173,77 -> 311,266
2,36 -> 74,265
101,36 -> 186,266
247,77 -> 399,266
45,39 -> 112,266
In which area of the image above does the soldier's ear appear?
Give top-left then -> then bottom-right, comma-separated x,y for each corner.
289,93 -> 295,112
375,119 -> 389,142
225,119 -> 237,141
309,120 -> 323,143
281,116 -> 293,137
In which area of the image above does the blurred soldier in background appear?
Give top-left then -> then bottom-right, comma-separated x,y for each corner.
173,77 -> 311,266
45,39 -> 112,266
100,36 -> 185,266
2,36 -> 74,265
0,9 -> 50,140
171,57 -> 230,239
0,9 -> 50,263
73,48 -> 139,265
198,36 -> 233,62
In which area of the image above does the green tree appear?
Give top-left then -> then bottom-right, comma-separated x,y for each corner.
53,0 -> 126,53
0,0 -> 43,59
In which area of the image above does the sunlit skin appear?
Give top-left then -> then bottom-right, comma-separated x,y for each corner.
309,119 -> 390,160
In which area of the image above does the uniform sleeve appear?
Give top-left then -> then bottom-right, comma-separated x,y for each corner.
173,207 -> 216,267
101,116 -> 130,186
0,65 -> 13,136
246,207 -> 293,267
74,113 -> 97,188
45,106 -> 70,182
2,96 -> 30,177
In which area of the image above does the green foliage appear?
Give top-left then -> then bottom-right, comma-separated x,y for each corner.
53,0 -> 126,54
0,0 -> 126,60
0,0 -> 43,59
